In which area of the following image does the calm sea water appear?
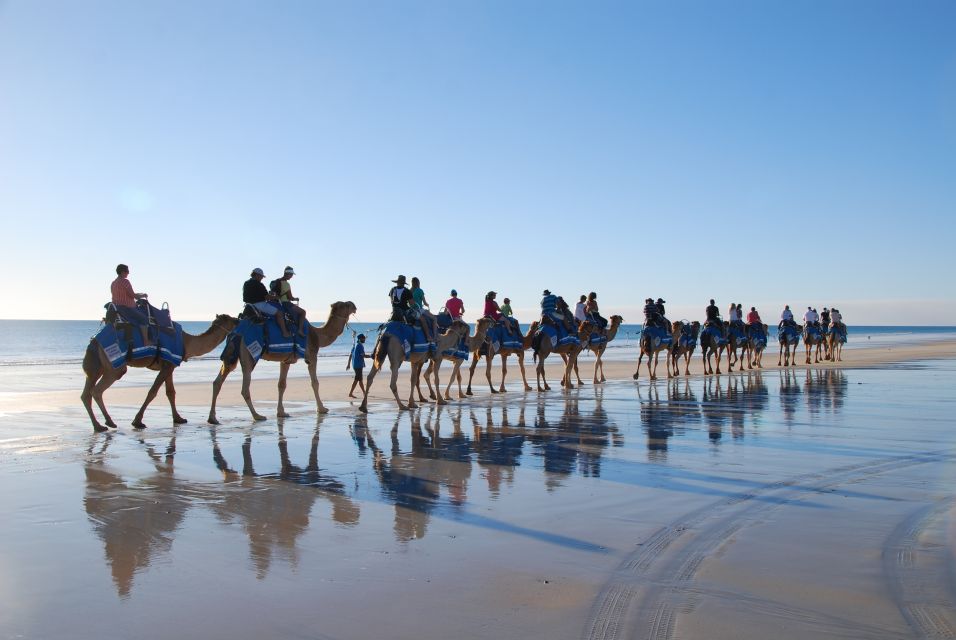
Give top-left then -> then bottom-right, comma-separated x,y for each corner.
0,320 -> 953,393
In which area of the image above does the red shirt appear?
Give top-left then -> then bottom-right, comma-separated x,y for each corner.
445,297 -> 464,319
111,276 -> 136,307
746,310 -> 761,324
483,299 -> 502,321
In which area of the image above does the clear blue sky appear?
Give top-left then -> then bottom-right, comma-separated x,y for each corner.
1,0 -> 954,324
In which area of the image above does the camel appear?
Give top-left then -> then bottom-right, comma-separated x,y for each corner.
207,301 -> 356,424
828,323 -> 847,362
700,322 -> 728,375
633,323 -> 673,380
422,317 -> 496,401
359,320 -> 471,412
777,323 -> 801,367
532,321 -> 596,391
82,314 -> 239,432
726,321 -> 752,372
748,323 -> 770,368
466,321 -> 538,395
803,323 -> 826,364
567,315 -> 624,385
668,321 -> 701,376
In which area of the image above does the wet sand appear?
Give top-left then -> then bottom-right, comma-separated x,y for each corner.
1,345 -> 955,639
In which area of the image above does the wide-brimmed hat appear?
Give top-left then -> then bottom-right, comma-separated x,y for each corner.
392,275 -> 406,284
542,289 -> 551,295
251,267 -> 265,277
657,298 -> 666,303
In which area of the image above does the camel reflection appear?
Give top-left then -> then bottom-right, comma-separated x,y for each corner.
470,403 -> 528,497
779,368 -> 803,425
640,379 -> 699,461
804,368 -> 848,415
83,431 -> 187,599
208,419 -> 359,578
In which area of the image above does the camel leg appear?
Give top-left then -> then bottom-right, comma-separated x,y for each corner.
517,353 -> 533,391
634,348 -> 644,380
389,358 -> 407,410
563,352 -> 576,390
277,362 -> 292,418
240,361 -> 267,422
485,353 -> 497,394
358,361 -> 381,413
445,361 -> 460,400
466,356 -> 480,396
416,360 -> 430,403
89,368 -> 124,431
593,351 -> 601,384
208,361 -> 235,424
407,362 -> 420,409
307,357 -> 328,414
573,355 -> 584,386
430,359 -> 447,405
424,360 -> 437,400
715,348 -> 723,375
81,371 -> 110,432
132,366 -> 173,429
498,354 -> 509,393
456,366 -> 465,398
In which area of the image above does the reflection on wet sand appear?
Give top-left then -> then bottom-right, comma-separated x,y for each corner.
83,432 -> 186,598
208,419 -> 359,578
81,369 -> 856,598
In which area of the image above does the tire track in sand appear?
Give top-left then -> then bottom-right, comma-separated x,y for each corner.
582,451 -> 952,640
883,499 -> 956,639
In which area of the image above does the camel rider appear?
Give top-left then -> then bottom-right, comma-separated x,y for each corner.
389,275 -> 414,323
445,289 -> 465,321
244,268 -> 291,338
410,277 -> 436,346
574,296 -> 587,323
500,297 -> 513,318
540,289 -> 564,327
643,298 -> 662,329
705,299 -> 720,328
275,266 -> 308,337
499,296 -> 519,335
747,306 -> 762,326
736,304 -> 744,325
484,291 -> 512,335
556,297 -> 575,332
821,307 -> 831,328
727,302 -> 739,324
831,308 -> 844,329
803,306 -> 818,327
586,292 -> 608,329
111,263 -> 149,326
655,298 -> 669,329
779,305 -> 796,329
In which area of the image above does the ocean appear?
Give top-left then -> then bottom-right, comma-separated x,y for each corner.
0,319 -> 954,394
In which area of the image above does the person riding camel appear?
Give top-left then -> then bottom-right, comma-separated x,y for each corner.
556,296 -> 575,332
389,275 -> 414,323
643,298 -> 663,329
747,306 -> 762,326
728,302 -> 739,324
110,263 -> 151,342
540,289 -> 564,328
821,307 -> 831,328
274,266 -> 308,337
803,306 -> 819,328
705,299 -> 720,328
484,291 -> 513,336
410,277 -> 437,346
244,268 -> 291,338
585,292 -> 608,329
655,298 -> 668,328
779,305 -> 797,330
445,289 -> 465,321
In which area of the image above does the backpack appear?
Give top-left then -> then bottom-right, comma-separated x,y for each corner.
269,278 -> 283,296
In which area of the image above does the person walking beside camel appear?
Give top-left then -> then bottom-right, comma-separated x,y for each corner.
348,334 -> 371,398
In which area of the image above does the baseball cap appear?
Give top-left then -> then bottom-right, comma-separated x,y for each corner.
251,268 -> 265,277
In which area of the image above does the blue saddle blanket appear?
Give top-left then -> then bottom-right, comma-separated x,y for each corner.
803,325 -> 823,341
778,325 -> 801,344
589,329 -> 609,346
383,321 -> 432,360
487,323 -> 523,351
225,317 -> 310,364
700,325 -> 727,346
642,325 -> 674,347
537,323 -> 580,349
728,323 -> 748,343
94,321 -> 185,369
749,325 -> 767,345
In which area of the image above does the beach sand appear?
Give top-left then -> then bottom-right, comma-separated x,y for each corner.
1,340 -> 955,639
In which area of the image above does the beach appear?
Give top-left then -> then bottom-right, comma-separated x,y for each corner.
1,337 -> 955,639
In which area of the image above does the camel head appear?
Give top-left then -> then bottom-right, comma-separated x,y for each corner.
609,315 -> 624,327
213,314 -> 241,333
330,301 -> 357,319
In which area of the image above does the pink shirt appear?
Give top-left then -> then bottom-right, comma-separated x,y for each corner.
111,276 -> 136,307
445,297 -> 464,319
483,299 -> 502,321
747,311 -> 761,324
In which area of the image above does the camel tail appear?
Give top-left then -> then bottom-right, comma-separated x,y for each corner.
374,335 -> 390,366
82,340 -> 102,378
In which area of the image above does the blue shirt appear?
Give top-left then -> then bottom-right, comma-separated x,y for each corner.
541,294 -> 557,314
351,342 -> 366,370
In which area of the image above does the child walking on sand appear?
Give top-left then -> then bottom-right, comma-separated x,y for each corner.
349,334 -> 371,398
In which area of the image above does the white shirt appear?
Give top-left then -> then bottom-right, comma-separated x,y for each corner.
781,308 -> 793,322
728,307 -> 739,322
830,310 -> 842,324
574,302 -> 587,322
803,309 -> 818,323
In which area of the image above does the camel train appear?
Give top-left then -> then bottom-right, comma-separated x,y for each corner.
84,287 -> 847,427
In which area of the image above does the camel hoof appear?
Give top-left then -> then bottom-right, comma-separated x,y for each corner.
544,385 -> 551,391
131,420 -> 146,430
498,387 -> 507,393
358,405 -> 368,414
524,386 -> 532,391
317,406 -> 330,415
278,411 -> 291,418
632,372 -> 639,380
437,398 -> 447,405
105,419 -> 118,429
465,390 -> 473,396
490,388 -> 499,394
252,414 -> 267,422
399,404 -> 409,411
173,415 -> 188,425
207,416 -> 220,425
93,424 -> 109,433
